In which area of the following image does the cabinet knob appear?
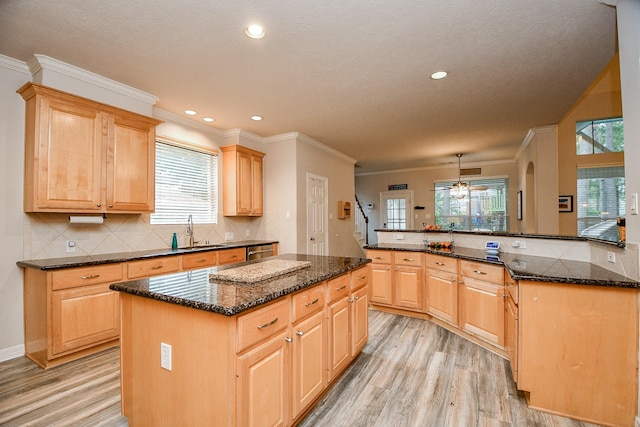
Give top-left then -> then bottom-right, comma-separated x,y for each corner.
354,295 -> 360,301
348,299 -> 354,303
296,330 -> 305,336
285,337 -> 293,343
435,262 -> 445,266
96,203 -> 101,207
108,204 -> 113,208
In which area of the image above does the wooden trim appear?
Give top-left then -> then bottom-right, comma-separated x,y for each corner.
156,135 -> 219,155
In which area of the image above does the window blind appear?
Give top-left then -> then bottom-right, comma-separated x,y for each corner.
150,140 -> 217,225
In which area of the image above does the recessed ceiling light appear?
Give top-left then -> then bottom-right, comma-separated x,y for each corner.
430,71 -> 448,80
245,24 -> 265,39
250,115 -> 263,121
184,109 -> 197,115
203,117 -> 215,122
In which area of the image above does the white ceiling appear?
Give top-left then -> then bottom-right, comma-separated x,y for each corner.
0,0 -> 617,173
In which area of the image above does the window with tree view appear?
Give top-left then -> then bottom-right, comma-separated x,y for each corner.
576,118 -> 623,154
434,178 -> 508,232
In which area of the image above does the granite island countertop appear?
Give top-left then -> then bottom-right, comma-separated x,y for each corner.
109,253 -> 370,316
366,243 -> 640,289
17,240 -> 278,270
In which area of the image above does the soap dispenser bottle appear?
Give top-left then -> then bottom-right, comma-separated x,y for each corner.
171,232 -> 178,250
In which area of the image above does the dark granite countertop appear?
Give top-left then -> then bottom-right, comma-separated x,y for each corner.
109,253 -> 371,316
366,243 -> 639,289
16,240 -> 278,270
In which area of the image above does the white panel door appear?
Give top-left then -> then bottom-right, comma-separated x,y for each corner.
307,174 -> 328,256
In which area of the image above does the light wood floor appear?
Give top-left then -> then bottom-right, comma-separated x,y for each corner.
0,310 -> 602,426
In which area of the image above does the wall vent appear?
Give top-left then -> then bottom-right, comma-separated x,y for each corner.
460,167 -> 481,176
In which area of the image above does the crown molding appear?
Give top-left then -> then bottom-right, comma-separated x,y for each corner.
222,128 -> 265,144
27,54 -> 158,105
0,54 -> 30,75
515,125 -> 557,161
264,132 -> 356,164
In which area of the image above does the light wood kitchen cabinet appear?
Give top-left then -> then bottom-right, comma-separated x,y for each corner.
218,247 -> 246,265
292,310 -> 326,418
367,250 -> 423,311
221,144 -> 265,216
181,250 -> 219,269
518,280 -> 638,427
327,274 -> 351,381
459,260 -> 505,347
23,263 -> 124,368
236,329 -> 291,427
424,253 -> 459,326
349,285 -> 369,357
127,256 -> 181,279
393,252 -> 423,311
503,272 -> 518,381
18,83 -> 161,214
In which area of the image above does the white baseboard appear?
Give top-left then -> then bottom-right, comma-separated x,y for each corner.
0,344 -> 25,362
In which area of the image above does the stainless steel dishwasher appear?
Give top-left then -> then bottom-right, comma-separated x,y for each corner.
247,244 -> 274,260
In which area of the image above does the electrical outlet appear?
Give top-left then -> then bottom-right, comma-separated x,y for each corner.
161,342 -> 172,371
245,229 -> 251,237
518,240 -> 527,249
607,251 -> 616,263
393,234 -> 404,240
66,240 -> 76,253
224,232 -> 234,241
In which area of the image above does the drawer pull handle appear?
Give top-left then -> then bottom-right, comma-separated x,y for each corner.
403,258 -> 414,262
435,262 -> 445,266
296,330 -> 305,336
336,285 -> 347,291
81,274 -> 100,280
305,298 -> 319,307
474,270 -> 487,275
230,255 -> 238,258
357,275 -> 366,280
151,265 -> 164,270
374,256 -> 385,260
257,317 -> 278,329
196,259 -> 207,263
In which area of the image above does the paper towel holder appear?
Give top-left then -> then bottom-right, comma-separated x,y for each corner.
68,214 -> 107,224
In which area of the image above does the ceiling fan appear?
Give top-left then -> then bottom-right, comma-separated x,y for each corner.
435,153 -> 488,199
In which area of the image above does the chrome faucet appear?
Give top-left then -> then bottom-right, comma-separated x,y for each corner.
186,214 -> 196,248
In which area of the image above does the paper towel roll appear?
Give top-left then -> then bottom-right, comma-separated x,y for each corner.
69,215 -> 104,224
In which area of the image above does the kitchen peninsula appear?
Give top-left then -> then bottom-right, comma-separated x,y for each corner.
367,229 -> 639,427
109,253 -> 370,427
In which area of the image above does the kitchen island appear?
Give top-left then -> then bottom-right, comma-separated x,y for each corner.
109,253 -> 371,427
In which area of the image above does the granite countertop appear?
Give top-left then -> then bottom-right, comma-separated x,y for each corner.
366,243 -> 640,289
109,253 -> 371,316
16,240 -> 278,270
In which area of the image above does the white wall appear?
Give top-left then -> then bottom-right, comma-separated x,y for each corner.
0,56 -> 30,359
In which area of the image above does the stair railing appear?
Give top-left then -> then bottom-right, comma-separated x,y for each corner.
354,195 -> 369,246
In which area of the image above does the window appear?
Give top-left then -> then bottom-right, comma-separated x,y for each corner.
434,178 -> 508,232
150,139 -> 217,225
577,166 -> 625,241
576,118 -> 624,155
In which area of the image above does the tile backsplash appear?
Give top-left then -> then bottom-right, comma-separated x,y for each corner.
23,212 -> 279,260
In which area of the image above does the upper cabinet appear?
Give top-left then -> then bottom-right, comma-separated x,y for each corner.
221,144 -> 264,217
18,83 -> 162,214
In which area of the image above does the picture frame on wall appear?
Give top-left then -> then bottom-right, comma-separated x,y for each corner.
517,191 -> 523,220
559,195 -> 573,213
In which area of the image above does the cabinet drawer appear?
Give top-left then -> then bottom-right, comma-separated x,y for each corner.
292,284 -> 326,323
366,250 -> 391,264
393,252 -> 423,267
236,298 -> 290,353
351,267 -> 369,291
460,260 -> 504,285
127,256 -> 181,279
505,271 -> 518,304
425,254 -> 458,274
51,264 -> 124,290
218,248 -> 245,265
182,251 -> 219,269
328,274 -> 350,303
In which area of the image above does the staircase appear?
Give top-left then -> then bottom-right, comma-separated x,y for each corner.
354,196 -> 369,251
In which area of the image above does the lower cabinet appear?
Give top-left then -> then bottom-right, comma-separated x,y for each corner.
292,310 -> 326,418
424,254 -> 459,326
504,272 -> 518,382
366,250 -> 423,311
236,330 -> 291,427
350,285 -> 369,356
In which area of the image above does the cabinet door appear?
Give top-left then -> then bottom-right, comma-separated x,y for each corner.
51,283 -> 119,355
460,277 -> 505,346
251,154 -> 263,215
327,297 -> 350,381
31,95 -> 103,211
292,311 -> 326,418
236,150 -> 253,215
425,269 -> 458,325
106,114 -> 156,212
394,266 -> 423,311
505,294 -> 518,382
350,286 -> 369,357
237,331 -> 291,427
369,263 -> 392,305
